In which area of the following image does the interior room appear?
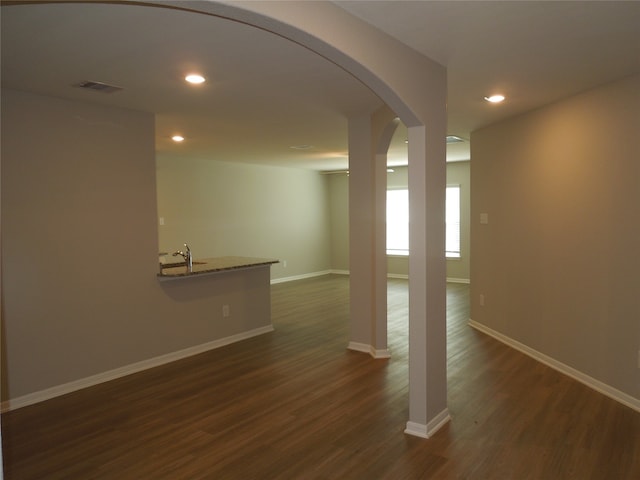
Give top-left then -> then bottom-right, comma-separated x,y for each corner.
1,1 -> 639,478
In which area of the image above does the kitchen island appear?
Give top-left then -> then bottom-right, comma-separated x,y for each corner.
156,256 -> 279,352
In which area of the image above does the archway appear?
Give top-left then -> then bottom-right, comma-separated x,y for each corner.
3,0 -> 448,438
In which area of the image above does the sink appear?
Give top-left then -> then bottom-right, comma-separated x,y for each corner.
161,260 -> 207,269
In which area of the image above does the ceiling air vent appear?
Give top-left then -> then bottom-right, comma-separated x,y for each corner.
74,80 -> 123,94
446,135 -> 466,144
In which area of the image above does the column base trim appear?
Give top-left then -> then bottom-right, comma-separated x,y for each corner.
347,342 -> 391,359
404,409 -> 451,439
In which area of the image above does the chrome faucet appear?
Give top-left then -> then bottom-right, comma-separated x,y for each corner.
172,243 -> 193,271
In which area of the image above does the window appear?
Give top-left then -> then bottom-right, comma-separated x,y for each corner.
445,185 -> 461,258
386,189 -> 409,255
386,186 -> 461,258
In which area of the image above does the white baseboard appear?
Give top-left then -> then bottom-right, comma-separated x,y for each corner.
271,270 -> 332,284
1,325 -> 274,413
389,275 -> 469,283
468,319 -> 640,414
446,277 -> 470,284
388,273 -> 409,279
330,269 -> 350,276
276,269 -> 471,285
337,270 -> 403,279
347,342 -> 391,359
404,408 -> 451,438
322,269 -> 470,284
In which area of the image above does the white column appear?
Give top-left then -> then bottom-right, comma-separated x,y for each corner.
347,108 -> 395,358
348,114 -> 376,353
405,125 -> 449,438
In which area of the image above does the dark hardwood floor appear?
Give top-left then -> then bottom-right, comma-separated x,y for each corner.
2,275 -> 639,479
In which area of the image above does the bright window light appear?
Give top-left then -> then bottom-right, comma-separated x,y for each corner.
386,189 -> 409,255
386,186 -> 461,258
445,185 -> 461,258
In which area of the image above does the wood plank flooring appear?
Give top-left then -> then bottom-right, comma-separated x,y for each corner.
2,275 -> 639,479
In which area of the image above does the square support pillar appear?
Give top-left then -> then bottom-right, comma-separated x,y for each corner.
405,125 -> 449,438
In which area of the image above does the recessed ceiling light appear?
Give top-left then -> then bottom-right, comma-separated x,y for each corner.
172,135 -> 185,142
484,94 -> 505,103
185,74 -> 205,84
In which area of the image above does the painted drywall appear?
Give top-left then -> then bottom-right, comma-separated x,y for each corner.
156,157 -> 331,281
470,74 -> 640,402
1,90 -> 273,402
328,162 -> 471,282
328,173 -> 349,272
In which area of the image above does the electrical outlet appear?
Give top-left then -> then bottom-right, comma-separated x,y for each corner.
282,260 -> 287,268
222,305 -> 230,318
479,294 -> 485,307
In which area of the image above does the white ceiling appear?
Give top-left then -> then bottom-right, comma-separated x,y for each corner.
2,1 -> 639,170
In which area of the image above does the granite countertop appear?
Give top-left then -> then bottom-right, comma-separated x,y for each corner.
157,256 -> 279,279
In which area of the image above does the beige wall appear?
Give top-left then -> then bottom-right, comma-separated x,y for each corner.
470,74 -> 640,402
156,157 -> 331,281
328,173 -> 350,271
1,90 -> 273,402
328,162 -> 471,282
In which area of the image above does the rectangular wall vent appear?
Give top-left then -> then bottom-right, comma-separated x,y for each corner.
74,80 -> 123,94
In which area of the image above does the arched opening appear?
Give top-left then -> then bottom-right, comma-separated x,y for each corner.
1,0 -> 447,440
